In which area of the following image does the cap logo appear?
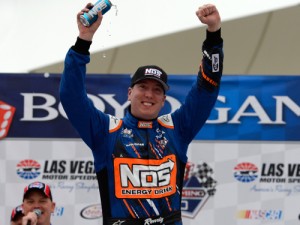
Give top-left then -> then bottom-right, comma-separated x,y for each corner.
29,182 -> 44,189
145,68 -> 162,78
16,205 -> 23,211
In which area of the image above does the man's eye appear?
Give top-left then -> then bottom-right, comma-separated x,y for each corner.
155,88 -> 163,93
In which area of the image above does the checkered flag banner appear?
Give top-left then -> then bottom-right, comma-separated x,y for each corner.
184,161 -> 217,195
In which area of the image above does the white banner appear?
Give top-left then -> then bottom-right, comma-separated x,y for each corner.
1,140 -> 300,224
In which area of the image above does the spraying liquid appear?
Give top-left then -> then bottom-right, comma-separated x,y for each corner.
112,4 -> 118,16
101,3 -> 118,58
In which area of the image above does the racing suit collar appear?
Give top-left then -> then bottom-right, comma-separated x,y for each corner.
125,109 -> 159,129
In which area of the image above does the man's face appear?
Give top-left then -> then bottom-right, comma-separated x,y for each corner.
22,191 -> 55,225
128,79 -> 166,120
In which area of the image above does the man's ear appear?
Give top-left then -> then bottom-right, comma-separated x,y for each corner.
128,87 -> 132,101
51,202 -> 56,213
161,95 -> 166,107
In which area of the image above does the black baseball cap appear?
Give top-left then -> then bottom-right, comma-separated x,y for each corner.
23,181 -> 52,201
131,65 -> 169,92
11,205 -> 24,221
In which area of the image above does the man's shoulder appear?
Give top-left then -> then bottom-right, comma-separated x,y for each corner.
108,114 -> 123,133
157,114 -> 174,129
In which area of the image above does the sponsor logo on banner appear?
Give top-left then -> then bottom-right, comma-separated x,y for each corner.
16,159 -> 97,181
234,162 -> 300,195
234,162 -> 258,182
181,161 -> 217,218
0,100 -> 16,139
52,206 -> 65,217
237,209 -> 283,220
43,160 -> 96,180
80,204 -> 102,219
208,95 -> 300,125
16,159 -> 41,179
18,92 -> 300,125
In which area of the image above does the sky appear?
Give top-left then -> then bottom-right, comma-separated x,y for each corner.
1,0 -> 300,72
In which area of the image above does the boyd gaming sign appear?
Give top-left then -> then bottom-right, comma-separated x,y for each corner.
0,73 -> 299,140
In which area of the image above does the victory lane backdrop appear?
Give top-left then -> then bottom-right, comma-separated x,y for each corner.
0,73 -> 299,140
1,73 -> 300,225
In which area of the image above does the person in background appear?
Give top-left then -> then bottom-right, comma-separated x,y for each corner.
21,181 -> 55,225
60,3 -> 223,225
10,205 -> 24,225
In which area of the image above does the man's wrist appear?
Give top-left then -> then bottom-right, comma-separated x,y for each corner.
78,33 -> 93,42
205,28 -> 222,46
207,23 -> 221,32
71,37 -> 92,55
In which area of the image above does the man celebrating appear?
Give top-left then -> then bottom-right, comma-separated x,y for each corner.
21,181 -> 55,225
60,3 -> 223,225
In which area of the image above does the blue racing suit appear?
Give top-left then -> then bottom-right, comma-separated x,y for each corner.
59,29 -> 223,225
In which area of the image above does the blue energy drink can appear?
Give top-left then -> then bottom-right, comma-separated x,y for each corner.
80,0 -> 112,27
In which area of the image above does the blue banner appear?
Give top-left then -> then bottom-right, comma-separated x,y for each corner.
0,73 -> 299,140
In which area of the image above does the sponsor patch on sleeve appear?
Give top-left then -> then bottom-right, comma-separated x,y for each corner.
109,115 -> 122,133
212,53 -> 219,73
157,114 -> 174,129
